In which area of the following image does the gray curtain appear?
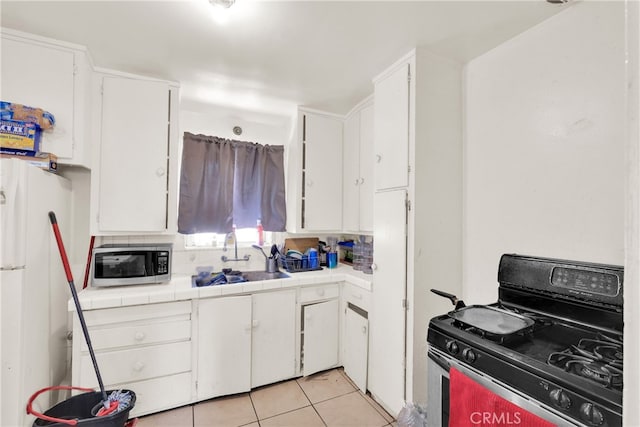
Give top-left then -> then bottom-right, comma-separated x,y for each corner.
178,132 -> 286,234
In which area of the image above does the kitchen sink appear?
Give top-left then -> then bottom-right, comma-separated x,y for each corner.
192,270 -> 290,287
240,270 -> 290,281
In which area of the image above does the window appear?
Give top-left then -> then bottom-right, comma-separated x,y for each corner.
184,228 -> 274,248
177,132 -> 286,237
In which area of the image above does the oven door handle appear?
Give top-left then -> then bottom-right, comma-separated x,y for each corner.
428,349 -> 450,373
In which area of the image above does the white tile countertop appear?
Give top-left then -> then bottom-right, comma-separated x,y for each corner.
69,264 -> 373,311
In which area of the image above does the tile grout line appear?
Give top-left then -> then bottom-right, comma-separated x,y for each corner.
337,368 -> 395,423
295,377 -> 328,427
247,391 -> 261,427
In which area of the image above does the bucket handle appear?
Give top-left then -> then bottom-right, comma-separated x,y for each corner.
27,385 -> 96,426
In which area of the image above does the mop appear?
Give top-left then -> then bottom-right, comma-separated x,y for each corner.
49,212 -> 131,417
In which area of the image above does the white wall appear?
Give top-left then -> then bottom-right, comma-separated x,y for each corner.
463,1 -> 626,304
624,0 -> 639,423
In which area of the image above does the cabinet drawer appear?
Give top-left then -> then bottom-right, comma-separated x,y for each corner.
299,284 -> 339,303
83,301 -> 191,327
82,319 -> 191,351
118,372 -> 192,418
80,341 -> 191,386
343,283 -> 371,312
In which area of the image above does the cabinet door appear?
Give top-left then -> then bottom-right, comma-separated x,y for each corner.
303,113 -> 343,231
302,298 -> 339,376
374,63 -> 410,191
344,304 -> 368,392
369,189 -> 407,415
98,76 -> 169,232
197,296 -> 251,400
0,37 -> 75,159
251,290 -> 297,388
358,104 -> 375,231
342,112 -> 360,232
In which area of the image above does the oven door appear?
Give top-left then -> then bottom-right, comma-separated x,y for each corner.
427,347 -> 582,427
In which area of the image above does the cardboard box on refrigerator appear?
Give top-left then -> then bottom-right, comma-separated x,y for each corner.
0,152 -> 58,173
0,119 -> 42,154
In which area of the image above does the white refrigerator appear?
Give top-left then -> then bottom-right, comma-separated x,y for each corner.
1,158 -> 72,427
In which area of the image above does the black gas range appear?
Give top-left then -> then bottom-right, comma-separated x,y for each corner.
427,254 -> 623,427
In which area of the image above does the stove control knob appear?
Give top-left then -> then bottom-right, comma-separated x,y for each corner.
579,403 -> 604,426
462,348 -> 477,363
445,340 -> 459,355
549,389 -> 572,410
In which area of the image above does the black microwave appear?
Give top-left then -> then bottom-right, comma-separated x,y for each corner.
91,244 -> 172,287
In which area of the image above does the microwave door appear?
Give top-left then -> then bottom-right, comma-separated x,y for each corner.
98,253 -> 146,278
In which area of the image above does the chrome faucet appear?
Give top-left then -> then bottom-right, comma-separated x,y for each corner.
221,230 -> 250,263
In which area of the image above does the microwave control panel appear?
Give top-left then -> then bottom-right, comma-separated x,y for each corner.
156,251 -> 170,274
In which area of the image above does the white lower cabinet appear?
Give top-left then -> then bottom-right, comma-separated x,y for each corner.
196,296 -> 252,400
341,283 -> 371,392
251,290 -> 297,388
73,282 -> 371,416
343,303 -> 369,392
300,284 -> 340,376
72,301 -> 192,417
196,290 -> 297,398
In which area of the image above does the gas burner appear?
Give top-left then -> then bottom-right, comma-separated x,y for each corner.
548,349 -> 623,390
575,337 -> 624,366
566,360 -> 623,389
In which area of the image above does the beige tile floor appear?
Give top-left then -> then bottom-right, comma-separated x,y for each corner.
136,368 -> 397,427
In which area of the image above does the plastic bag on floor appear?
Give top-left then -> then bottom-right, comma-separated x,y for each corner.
397,401 -> 427,427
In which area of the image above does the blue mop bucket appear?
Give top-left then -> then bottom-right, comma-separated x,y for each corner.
28,386 -> 136,427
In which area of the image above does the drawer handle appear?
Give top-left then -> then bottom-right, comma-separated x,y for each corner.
133,361 -> 145,372
316,289 -> 325,296
134,332 -> 146,341
351,293 -> 363,300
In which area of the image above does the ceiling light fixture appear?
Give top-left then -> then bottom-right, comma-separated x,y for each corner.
209,0 -> 235,9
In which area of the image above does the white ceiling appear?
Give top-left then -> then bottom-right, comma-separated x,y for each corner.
1,1 -> 568,118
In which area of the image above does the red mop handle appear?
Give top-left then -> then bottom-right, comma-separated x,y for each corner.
48,212 -> 74,282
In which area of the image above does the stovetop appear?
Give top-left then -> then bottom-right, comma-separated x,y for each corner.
427,254 -> 624,426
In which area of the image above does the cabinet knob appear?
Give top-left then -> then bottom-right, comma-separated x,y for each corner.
156,168 -> 166,177
354,179 -> 359,186
351,293 -> 363,300
362,326 -> 367,334
316,289 -> 325,296
134,331 -> 145,341
133,361 -> 145,372
359,178 -> 365,185
376,154 -> 382,163
252,320 -> 260,328
371,263 -> 378,271
307,179 -> 314,187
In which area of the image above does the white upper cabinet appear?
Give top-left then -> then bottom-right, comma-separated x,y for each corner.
287,109 -> 343,232
90,70 -> 179,235
0,28 -> 92,167
373,60 -> 411,191
343,97 -> 374,233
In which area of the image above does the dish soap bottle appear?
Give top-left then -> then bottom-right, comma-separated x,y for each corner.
256,219 -> 264,246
